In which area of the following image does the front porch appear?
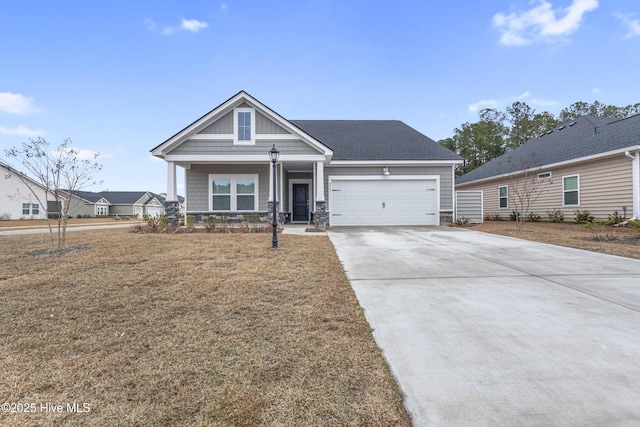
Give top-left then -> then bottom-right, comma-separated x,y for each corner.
163,159 -> 328,227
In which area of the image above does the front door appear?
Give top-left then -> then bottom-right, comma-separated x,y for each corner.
292,183 -> 309,222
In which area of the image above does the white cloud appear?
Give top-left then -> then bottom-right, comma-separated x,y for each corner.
592,87 -> 601,95
181,18 -> 208,32
145,17 -> 209,35
615,13 -> 640,39
517,91 -> 531,99
0,92 -> 41,115
493,0 -> 599,46
144,17 -> 156,31
220,3 -> 228,13
530,98 -> 558,107
468,99 -> 498,112
0,125 -> 42,136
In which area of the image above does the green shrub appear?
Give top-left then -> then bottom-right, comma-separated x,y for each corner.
454,217 -> 470,226
607,211 -> 624,226
510,210 -> 521,221
546,209 -> 564,223
574,210 -> 595,224
485,212 -> 502,221
527,212 -> 541,222
186,215 -> 195,228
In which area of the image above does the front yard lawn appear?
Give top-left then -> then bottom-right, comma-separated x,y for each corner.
0,229 -> 410,426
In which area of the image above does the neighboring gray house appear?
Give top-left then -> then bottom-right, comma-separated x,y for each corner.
456,114 -> 640,221
68,191 -> 171,218
150,91 -> 462,226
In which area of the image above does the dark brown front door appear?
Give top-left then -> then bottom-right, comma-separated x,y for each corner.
292,183 -> 309,222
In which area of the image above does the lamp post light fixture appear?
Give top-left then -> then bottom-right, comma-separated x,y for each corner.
269,144 -> 280,249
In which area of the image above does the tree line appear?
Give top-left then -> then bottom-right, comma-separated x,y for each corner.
439,100 -> 640,177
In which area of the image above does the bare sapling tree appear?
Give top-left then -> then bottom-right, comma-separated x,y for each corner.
4,137 -> 102,253
502,153 -> 551,232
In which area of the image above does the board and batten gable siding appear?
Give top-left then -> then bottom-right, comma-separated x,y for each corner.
186,164 -> 270,212
324,165 -> 455,211
457,155 -> 634,220
197,111 -> 290,135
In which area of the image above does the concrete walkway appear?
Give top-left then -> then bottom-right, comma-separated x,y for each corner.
328,226 -> 640,426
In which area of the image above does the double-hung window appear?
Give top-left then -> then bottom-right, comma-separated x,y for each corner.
234,107 -> 255,145
563,175 -> 579,206
211,175 -> 258,211
22,203 -> 39,216
498,186 -> 508,209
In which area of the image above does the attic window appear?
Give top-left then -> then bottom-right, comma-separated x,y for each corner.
234,107 -> 255,145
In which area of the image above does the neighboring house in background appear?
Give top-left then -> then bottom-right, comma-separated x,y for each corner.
150,91 -> 462,226
455,114 -> 640,221
0,160 -> 51,219
67,191 -> 179,218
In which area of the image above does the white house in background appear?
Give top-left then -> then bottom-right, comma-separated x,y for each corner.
0,160 -> 51,220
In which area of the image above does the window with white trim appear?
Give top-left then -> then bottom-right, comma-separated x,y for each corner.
22,203 -> 39,215
234,107 -> 255,145
563,175 -> 579,206
498,186 -> 508,209
210,174 -> 258,211
96,205 -> 108,216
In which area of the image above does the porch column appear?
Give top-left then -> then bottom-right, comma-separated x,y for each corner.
166,161 -> 177,201
165,161 -> 180,226
631,151 -> 640,220
315,161 -> 325,202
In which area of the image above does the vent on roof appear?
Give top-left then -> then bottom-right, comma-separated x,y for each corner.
558,125 -> 565,130
546,130 -> 553,134
569,121 -> 577,126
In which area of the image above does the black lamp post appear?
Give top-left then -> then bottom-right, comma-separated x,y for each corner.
269,144 -> 280,248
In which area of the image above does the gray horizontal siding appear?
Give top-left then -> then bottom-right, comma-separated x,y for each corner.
168,139 -> 322,155
455,191 -> 483,223
186,164 -> 270,212
324,165 -> 454,211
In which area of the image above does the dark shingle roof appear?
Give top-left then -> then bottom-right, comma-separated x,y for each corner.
291,120 -> 461,161
456,114 -> 640,185
72,191 -> 162,205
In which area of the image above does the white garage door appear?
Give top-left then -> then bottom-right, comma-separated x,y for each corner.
330,178 -> 438,226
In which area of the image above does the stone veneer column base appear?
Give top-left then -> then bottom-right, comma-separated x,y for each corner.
314,201 -> 328,228
165,201 -> 180,226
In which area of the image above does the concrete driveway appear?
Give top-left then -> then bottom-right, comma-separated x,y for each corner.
328,226 -> 640,426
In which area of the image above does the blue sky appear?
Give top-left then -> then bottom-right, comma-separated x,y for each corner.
1,0 -> 639,194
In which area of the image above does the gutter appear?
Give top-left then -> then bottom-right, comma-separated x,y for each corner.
625,149 -> 640,220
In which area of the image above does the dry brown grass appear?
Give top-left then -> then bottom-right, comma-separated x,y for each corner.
470,220 -> 640,260
0,229 -> 410,426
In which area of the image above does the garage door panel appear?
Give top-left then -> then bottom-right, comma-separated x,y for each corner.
330,179 -> 438,226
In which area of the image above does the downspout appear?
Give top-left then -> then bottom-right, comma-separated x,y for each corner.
625,149 -> 640,220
